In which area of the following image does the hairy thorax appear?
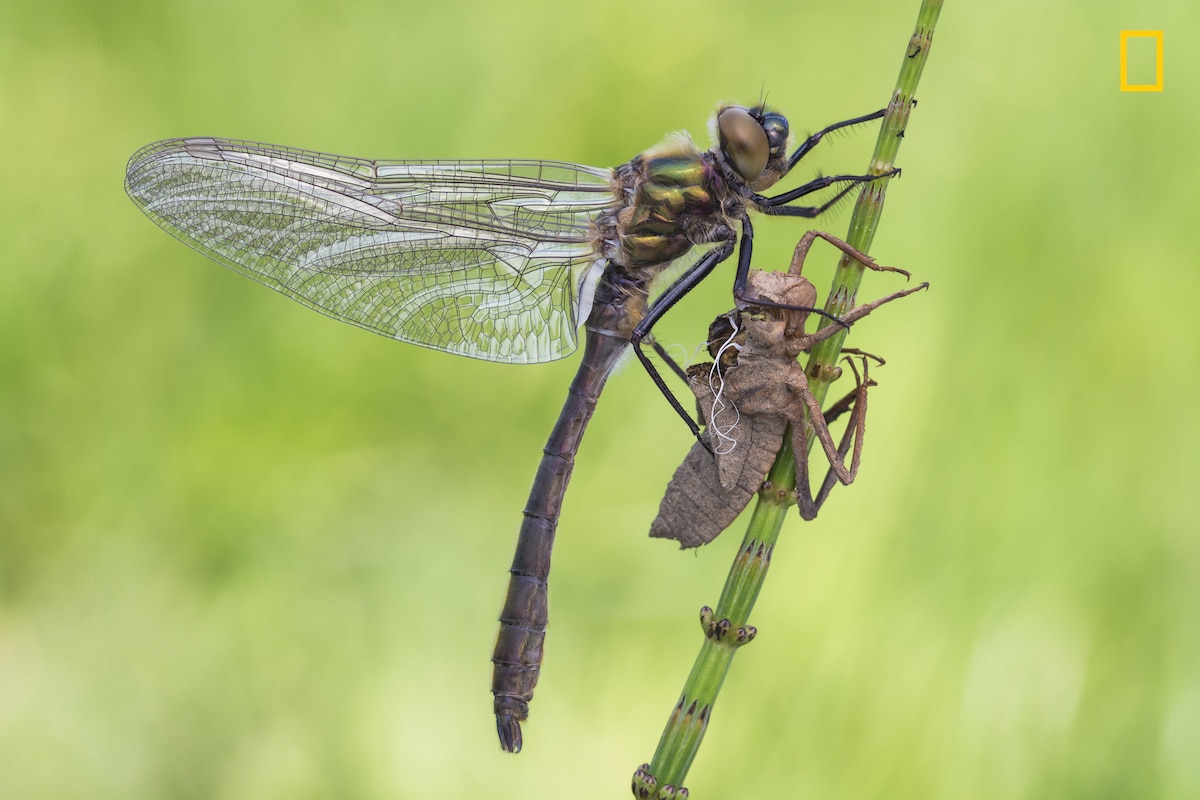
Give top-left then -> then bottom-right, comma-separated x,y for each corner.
592,132 -> 743,277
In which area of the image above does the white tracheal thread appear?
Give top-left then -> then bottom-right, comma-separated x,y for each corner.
705,320 -> 743,456
661,341 -> 693,373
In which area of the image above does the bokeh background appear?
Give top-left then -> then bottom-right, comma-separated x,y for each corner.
2,1 -> 1197,797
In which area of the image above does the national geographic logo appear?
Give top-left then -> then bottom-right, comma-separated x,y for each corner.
1119,31 -> 1163,92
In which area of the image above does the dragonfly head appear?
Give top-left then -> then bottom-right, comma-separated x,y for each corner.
713,104 -> 793,192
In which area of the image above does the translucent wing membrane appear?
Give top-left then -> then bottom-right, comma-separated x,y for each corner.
125,138 -> 618,363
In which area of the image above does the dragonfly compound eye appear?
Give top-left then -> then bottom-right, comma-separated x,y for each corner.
758,112 -> 790,158
717,106 -> 769,184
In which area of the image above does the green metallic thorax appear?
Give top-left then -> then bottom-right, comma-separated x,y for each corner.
612,154 -> 720,269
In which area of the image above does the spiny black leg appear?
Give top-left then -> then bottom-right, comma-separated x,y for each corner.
761,168 -> 900,208
787,108 -> 886,171
635,239 -> 735,342
757,175 -> 878,219
630,239 -> 736,438
730,214 -> 754,305
650,338 -> 690,385
633,343 -> 701,440
648,338 -> 710,450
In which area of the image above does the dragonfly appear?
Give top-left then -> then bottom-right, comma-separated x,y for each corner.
124,101 -> 892,753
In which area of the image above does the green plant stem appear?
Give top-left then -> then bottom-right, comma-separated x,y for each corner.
635,2 -> 942,796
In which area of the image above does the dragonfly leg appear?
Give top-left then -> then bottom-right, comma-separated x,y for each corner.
786,107 -> 886,171
647,337 -> 714,434
630,237 -> 737,440
649,337 -> 690,386
759,168 -> 900,208
751,170 -> 896,218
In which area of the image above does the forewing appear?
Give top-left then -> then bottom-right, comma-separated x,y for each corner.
125,138 -> 617,363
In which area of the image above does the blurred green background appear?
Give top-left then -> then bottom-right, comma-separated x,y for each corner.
2,0 -> 1197,797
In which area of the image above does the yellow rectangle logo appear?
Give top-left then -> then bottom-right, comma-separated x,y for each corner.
1120,30 -> 1164,92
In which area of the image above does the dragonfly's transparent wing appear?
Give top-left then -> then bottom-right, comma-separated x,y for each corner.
125,138 -> 618,363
